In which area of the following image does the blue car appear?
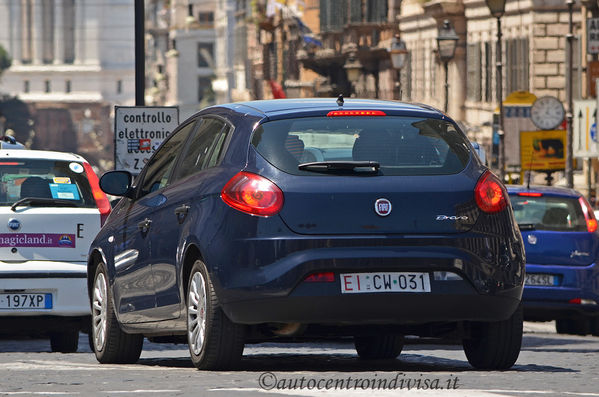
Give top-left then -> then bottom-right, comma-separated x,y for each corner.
508,185 -> 599,336
88,98 -> 525,370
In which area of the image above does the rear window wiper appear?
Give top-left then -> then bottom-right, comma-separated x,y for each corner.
11,197 -> 80,212
298,161 -> 380,173
518,223 -> 536,231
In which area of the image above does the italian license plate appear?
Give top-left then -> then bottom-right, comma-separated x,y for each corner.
525,273 -> 556,286
0,293 -> 52,309
341,272 -> 431,294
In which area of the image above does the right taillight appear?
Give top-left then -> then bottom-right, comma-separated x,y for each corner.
221,171 -> 284,217
474,171 -> 507,213
578,196 -> 597,233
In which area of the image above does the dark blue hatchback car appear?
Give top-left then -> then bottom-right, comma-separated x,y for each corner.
88,98 -> 525,370
508,184 -> 599,336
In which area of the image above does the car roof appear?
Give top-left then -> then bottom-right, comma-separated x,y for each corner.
0,149 -> 87,162
506,184 -> 582,198
213,98 -> 447,120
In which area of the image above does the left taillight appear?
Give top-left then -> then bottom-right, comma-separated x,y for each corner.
474,171 -> 508,213
578,196 -> 597,233
83,162 -> 111,226
221,171 -> 284,217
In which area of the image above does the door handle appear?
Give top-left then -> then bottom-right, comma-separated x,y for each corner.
175,205 -> 190,224
138,218 -> 152,233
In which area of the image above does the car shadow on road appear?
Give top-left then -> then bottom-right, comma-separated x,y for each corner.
520,335 -> 599,353
136,348 -> 574,373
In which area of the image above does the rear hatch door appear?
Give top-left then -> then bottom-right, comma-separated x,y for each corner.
510,193 -> 598,266
252,113 -> 479,235
0,157 -> 101,263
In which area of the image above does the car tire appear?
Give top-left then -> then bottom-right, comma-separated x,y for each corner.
555,318 -> 573,334
590,316 -> 599,337
556,318 -> 590,336
187,259 -> 245,370
91,263 -> 144,364
462,304 -> 523,370
354,335 -> 404,360
49,330 -> 79,353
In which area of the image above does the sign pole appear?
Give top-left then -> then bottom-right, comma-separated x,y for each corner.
566,0 -> 574,188
135,0 -> 145,106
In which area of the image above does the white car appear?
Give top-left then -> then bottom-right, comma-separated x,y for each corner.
0,149 -> 110,352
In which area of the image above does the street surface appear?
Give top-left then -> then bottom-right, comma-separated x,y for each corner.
0,322 -> 597,397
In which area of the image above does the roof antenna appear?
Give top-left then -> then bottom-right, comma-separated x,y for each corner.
336,94 -> 344,107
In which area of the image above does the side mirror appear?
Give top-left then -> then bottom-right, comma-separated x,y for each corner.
100,170 -> 133,197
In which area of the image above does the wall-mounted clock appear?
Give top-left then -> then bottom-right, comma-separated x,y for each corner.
530,96 -> 565,130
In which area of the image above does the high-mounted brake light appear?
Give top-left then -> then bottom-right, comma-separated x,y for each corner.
327,110 -> 386,117
474,171 -> 507,213
304,272 -> 335,283
83,162 -> 111,225
518,192 -> 543,197
578,196 -> 598,233
221,171 -> 284,217
0,162 -> 22,165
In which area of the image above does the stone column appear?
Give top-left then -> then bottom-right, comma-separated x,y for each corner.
74,0 -> 85,64
54,0 -> 64,64
9,1 -> 22,65
32,0 -> 43,64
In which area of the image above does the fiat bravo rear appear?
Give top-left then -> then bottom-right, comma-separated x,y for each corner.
89,98 -> 525,370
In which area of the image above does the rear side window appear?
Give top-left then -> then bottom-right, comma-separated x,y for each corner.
510,195 -> 587,231
0,159 -> 95,207
174,117 -> 229,181
251,116 -> 470,176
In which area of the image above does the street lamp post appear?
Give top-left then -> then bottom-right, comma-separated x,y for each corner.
485,0 -> 506,181
436,20 -> 458,113
390,34 -> 408,100
565,0 -> 574,188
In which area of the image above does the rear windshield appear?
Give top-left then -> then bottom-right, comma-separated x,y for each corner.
0,159 -> 96,207
251,116 -> 471,176
510,195 -> 587,232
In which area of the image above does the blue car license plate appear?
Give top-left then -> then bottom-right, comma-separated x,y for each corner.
525,273 -> 556,286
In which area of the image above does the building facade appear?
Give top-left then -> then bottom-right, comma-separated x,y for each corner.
0,0 -> 136,170
399,0 -> 584,180
146,0 -> 221,121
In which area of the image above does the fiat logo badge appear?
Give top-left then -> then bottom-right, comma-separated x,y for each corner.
374,198 -> 392,217
8,218 -> 21,231
527,234 -> 537,245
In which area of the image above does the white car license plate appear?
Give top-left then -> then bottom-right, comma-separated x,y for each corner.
525,273 -> 556,286
0,293 -> 52,309
341,272 -> 431,294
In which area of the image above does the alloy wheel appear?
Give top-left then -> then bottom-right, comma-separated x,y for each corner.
92,272 -> 108,352
188,271 -> 208,355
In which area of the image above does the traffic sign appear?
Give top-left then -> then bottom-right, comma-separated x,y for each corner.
114,106 -> 179,174
573,99 -> 598,158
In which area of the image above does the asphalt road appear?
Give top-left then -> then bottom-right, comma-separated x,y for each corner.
0,322 -> 597,397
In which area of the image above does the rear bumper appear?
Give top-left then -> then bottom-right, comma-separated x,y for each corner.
223,280 -> 522,325
211,234 -> 524,325
523,262 -> 599,320
0,260 -> 89,317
